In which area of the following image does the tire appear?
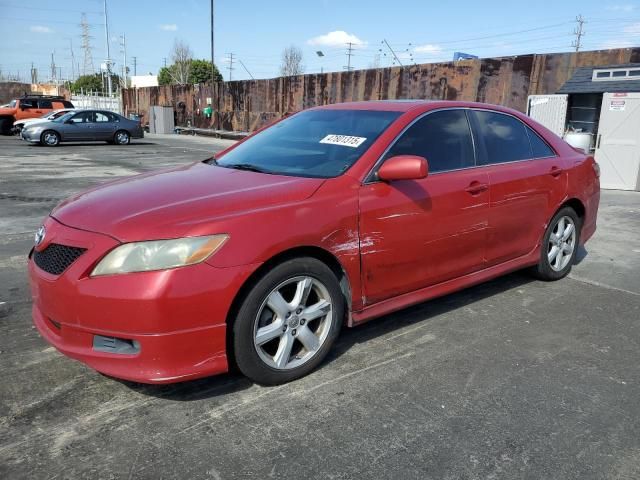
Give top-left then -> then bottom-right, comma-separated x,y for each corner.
531,206 -> 581,281
114,130 -> 130,145
40,130 -> 60,147
233,257 -> 344,385
0,118 -> 12,136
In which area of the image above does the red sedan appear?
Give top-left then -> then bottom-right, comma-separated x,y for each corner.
28,100 -> 600,385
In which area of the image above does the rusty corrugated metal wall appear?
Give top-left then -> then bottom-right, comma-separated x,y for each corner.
121,47 -> 640,132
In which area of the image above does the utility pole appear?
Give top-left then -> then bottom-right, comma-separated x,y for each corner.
382,39 -> 403,67
103,0 -> 113,96
69,38 -> 75,81
120,33 -> 127,88
80,13 -> 94,75
210,0 -> 215,83
50,52 -> 56,82
132,56 -> 137,76
226,53 -> 235,81
572,14 -> 586,52
344,42 -> 354,71
238,59 -> 254,80
163,57 -> 167,68
30,62 -> 38,84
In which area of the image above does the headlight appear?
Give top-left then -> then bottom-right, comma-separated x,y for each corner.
91,234 -> 228,276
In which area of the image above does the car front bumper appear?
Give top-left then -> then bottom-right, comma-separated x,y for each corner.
28,217 -> 259,383
21,128 -> 42,143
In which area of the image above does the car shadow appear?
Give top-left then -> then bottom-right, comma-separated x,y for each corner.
26,141 -> 157,147
124,268 -> 539,401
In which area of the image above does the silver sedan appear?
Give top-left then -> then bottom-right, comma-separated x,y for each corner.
21,110 -> 144,146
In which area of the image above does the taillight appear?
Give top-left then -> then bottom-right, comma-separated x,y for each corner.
592,161 -> 600,178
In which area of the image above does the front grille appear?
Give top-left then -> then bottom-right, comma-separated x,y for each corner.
33,243 -> 87,275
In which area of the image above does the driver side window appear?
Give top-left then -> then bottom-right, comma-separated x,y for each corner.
70,111 -> 94,123
384,109 -> 476,173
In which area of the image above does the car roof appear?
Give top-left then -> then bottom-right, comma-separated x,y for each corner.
311,100 -> 523,116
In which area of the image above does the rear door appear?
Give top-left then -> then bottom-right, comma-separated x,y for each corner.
92,111 -> 118,140
595,92 -> 640,190
469,110 -> 567,266
359,109 -> 489,304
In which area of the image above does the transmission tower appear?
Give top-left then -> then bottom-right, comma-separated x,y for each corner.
572,15 -> 586,52
80,13 -> 95,75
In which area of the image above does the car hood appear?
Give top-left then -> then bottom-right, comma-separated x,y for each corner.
17,118 -> 47,126
0,107 -> 16,116
52,162 -> 325,242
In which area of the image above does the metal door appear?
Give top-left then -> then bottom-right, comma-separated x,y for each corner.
527,95 -> 568,138
595,92 -> 640,191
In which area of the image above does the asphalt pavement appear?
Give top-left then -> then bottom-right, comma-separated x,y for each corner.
0,133 -> 639,479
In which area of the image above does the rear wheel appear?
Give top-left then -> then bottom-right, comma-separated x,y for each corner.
233,258 -> 344,385
0,118 -> 12,136
40,130 -> 60,147
114,130 -> 130,145
532,206 -> 581,281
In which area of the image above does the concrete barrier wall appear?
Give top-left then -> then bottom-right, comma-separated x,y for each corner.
122,47 -> 640,132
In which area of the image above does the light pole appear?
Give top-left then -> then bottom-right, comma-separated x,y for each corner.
316,50 -> 324,74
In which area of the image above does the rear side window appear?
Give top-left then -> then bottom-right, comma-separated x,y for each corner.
62,101 -> 74,108
525,126 -> 555,158
38,100 -> 53,109
384,109 -> 475,173
95,112 -> 110,122
20,99 -> 37,109
472,111 -> 532,164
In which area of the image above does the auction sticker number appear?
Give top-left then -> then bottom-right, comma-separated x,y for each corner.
320,134 -> 367,148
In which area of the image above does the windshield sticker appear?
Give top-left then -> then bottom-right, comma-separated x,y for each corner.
319,134 -> 367,148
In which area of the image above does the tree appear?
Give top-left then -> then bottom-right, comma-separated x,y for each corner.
190,59 -> 223,83
170,39 -> 192,85
69,73 -> 119,94
280,45 -> 304,77
158,60 -> 222,85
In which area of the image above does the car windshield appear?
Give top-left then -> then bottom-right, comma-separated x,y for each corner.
9,100 -> 16,108
215,109 -> 402,178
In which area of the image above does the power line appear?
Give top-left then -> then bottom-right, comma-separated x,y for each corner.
238,59 -> 254,80
382,39 -> 403,67
572,14 -> 586,52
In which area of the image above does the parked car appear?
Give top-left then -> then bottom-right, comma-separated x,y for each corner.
28,100 -> 600,386
13,108 -> 77,133
0,95 -> 74,135
21,109 -> 144,146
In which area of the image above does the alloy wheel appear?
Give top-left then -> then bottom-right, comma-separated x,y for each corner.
115,131 -> 129,144
43,132 -> 58,146
547,215 -> 576,271
253,276 -> 333,370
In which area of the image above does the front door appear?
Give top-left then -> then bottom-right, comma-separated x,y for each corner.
359,109 -> 489,305
595,92 -> 640,191
62,111 -> 95,141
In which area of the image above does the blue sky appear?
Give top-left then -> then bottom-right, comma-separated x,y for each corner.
1,0 -> 639,82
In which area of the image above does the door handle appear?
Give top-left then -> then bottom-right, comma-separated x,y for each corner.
464,181 -> 489,195
596,134 -> 602,149
549,166 -> 564,177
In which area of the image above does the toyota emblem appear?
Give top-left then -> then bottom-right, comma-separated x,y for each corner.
34,226 -> 46,247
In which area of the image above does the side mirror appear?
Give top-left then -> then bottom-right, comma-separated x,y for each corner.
378,155 -> 428,181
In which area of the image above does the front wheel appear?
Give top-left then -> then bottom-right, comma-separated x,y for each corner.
233,258 -> 344,385
532,206 -> 581,281
40,130 -> 60,147
114,130 -> 130,145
